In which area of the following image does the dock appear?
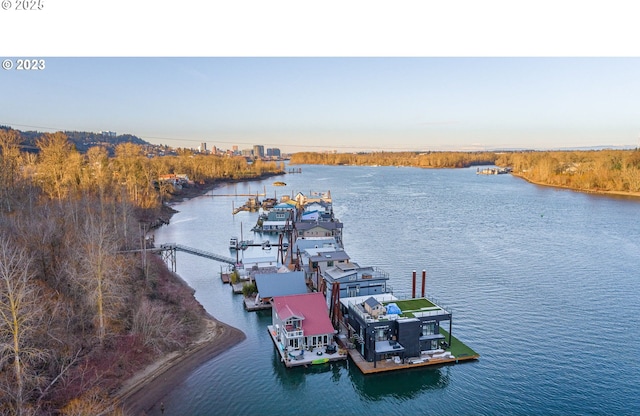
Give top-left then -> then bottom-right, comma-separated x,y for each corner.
340,329 -> 479,374
267,325 -> 348,367
243,296 -> 272,311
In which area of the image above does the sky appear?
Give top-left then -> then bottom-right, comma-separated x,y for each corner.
2,2 -> 640,154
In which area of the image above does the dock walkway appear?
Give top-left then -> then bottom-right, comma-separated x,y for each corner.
159,243 -> 236,265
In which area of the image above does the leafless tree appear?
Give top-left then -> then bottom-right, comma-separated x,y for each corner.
0,237 -> 48,416
70,211 -> 128,345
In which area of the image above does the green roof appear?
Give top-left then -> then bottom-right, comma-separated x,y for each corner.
383,298 -> 440,318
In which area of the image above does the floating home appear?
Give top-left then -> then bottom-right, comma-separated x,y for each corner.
268,292 -> 347,367
253,202 -> 296,233
334,274 -> 479,374
322,262 -> 392,301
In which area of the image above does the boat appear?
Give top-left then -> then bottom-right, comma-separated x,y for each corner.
262,241 -> 272,250
273,181 -> 286,186
229,236 -> 238,250
311,358 -> 329,365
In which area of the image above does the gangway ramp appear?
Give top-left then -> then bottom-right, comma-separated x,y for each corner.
159,243 -> 236,271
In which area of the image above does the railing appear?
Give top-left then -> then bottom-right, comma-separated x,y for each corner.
159,243 -> 236,265
284,329 -> 304,338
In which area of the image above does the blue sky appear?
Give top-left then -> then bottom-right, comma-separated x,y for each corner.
2,57 -> 640,153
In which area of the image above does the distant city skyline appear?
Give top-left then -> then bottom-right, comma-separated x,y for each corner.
2,58 -> 640,154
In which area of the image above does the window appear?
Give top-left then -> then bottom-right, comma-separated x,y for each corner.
422,322 -> 435,336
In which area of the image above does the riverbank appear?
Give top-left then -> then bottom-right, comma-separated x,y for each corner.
117,317 -> 246,415
115,173 -> 283,415
511,171 -> 640,199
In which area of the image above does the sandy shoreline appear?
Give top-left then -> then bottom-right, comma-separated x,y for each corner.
116,316 -> 246,415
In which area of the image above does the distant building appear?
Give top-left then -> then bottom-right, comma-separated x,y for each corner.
253,145 -> 265,158
100,130 -> 116,137
199,142 -> 207,153
266,148 -> 281,157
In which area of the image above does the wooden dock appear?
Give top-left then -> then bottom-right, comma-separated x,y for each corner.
338,330 -> 479,374
243,297 -> 272,311
346,348 -> 478,374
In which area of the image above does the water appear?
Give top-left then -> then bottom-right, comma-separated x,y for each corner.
151,165 -> 640,415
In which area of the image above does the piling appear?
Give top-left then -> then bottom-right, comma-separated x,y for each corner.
412,270 -> 416,298
421,269 -> 426,297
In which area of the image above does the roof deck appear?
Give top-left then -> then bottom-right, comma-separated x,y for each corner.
348,296 -> 451,324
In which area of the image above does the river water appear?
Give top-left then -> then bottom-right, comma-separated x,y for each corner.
151,164 -> 640,416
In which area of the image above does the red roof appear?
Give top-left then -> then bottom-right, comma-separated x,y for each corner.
272,292 -> 334,336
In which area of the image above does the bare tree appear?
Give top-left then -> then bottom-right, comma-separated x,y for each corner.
0,129 -> 22,213
0,237 -> 48,416
71,211 -> 128,345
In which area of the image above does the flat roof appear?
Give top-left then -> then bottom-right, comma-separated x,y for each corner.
340,293 -> 398,309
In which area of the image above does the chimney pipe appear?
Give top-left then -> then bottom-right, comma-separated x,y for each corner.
421,270 -> 426,298
412,270 -> 416,298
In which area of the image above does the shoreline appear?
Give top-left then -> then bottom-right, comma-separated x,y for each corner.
510,171 -> 640,199
115,174 -> 284,415
117,316 -> 246,415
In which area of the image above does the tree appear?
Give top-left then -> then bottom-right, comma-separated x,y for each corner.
36,132 -> 81,201
0,129 -> 22,212
0,237 -> 48,416
70,211 -> 127,344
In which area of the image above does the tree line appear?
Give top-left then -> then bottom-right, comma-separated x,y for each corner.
290,148 -> 640,196
290,151 -> 497,168
0,129 -> 283,415
496,149 -> 640,194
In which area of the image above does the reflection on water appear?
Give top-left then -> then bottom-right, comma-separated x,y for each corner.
271,352 -> 348,389
349,364 -> 450,401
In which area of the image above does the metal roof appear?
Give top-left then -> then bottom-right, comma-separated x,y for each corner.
255,271 -> 307,298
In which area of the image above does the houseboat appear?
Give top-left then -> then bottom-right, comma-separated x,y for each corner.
335,288 -> 479,374
267,292 -> 347,367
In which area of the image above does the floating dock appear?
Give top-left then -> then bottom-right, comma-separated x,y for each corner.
340,329 -> 479,374
244,297 -> 272,311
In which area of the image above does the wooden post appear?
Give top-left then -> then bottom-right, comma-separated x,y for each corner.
412,270 -> 416,298
421,270 -> 426,298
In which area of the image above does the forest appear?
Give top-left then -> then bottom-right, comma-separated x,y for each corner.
0,129 -> 283,415
290,148 -> 640,195
496,149 -> 640,194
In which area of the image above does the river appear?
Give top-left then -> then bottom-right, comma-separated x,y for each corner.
151,164 -> 640,416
